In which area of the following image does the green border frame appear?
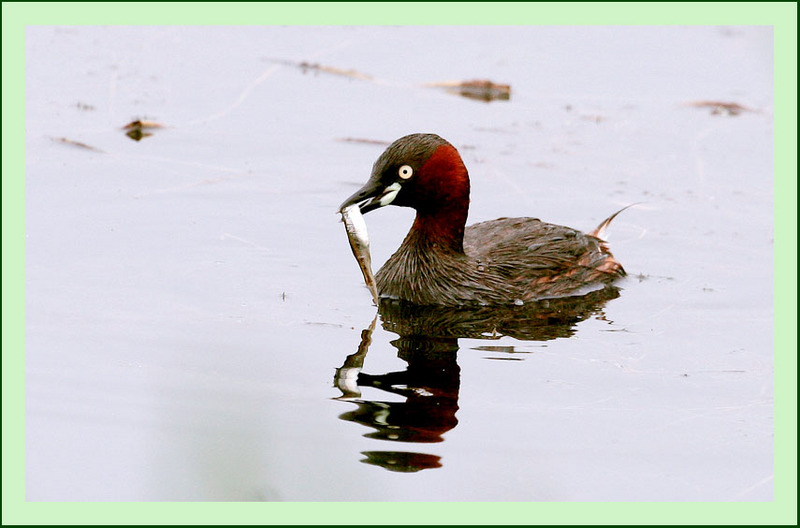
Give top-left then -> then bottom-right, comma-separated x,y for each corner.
3,2 -> 796,525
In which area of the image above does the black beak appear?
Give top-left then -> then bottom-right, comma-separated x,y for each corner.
338,178 -> 395,214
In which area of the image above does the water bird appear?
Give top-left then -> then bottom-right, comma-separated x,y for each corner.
339,133 -> 629,306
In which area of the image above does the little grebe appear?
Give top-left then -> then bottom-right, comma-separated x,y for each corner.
339,133 -> 626,306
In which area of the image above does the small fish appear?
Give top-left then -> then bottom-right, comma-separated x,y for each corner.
340,204 -> 379,305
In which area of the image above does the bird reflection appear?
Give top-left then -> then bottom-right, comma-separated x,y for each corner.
334,286 -> 621,472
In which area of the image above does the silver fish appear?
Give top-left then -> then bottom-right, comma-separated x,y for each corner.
340,204 -> 379,305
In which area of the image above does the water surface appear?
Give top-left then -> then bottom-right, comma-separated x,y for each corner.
25,25 -> 773,501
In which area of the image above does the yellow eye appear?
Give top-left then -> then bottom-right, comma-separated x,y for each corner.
398,165 -> 413,179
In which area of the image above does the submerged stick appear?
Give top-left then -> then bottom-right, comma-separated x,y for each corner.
340,204 -> 380,305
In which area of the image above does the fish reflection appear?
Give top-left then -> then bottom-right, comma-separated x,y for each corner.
334,286 -> 621,472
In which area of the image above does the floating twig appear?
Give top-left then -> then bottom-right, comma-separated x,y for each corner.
266,58 -> 373,81
424,79 -> 511,102
684,100 -> 755,116
122,119 -> 166,141
49,136 -> 103,153
335,137 -> 391,146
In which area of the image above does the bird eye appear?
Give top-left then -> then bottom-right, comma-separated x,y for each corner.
398,165 -> 413,179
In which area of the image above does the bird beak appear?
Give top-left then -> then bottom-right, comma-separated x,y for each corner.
339,179 -> 401,214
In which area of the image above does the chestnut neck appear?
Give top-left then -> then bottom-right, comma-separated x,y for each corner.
408,204 -> 469,254
405,144 -> 471,255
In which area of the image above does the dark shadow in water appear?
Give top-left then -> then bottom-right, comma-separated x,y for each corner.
334,286 -> 621,472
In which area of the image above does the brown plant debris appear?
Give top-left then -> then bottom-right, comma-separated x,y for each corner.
335,137 -> 391,146
49,136 -> 103,153
122,119 -> 165,141
425,79 -> 511,102
684,100 -> 755,116
268,58 -> 373,81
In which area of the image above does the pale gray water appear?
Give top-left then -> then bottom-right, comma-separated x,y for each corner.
25,26 -> 773,501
